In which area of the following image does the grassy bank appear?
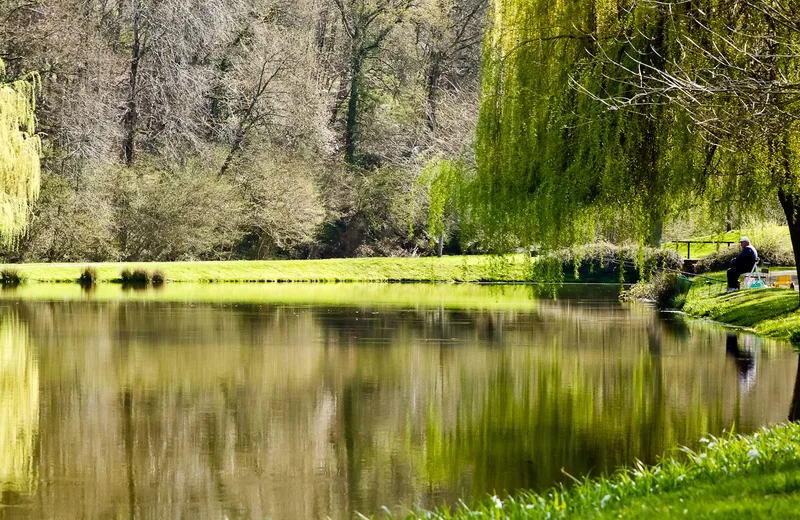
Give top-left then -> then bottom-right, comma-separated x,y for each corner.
0,246 -> 677,284
681,277 -> 800,343
401,422 -> 800,519
0,256 -> 534,283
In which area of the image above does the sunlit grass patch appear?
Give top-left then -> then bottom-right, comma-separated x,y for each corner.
0,256 -> 535,284
683,287 -> 798,327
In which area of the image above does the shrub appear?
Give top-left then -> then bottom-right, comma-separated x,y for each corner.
622,272 -> 685,309
10,172 -> 119,262
0,269 -> 22,286
78,267 -> 97,287
694,243 -> 795,273
119,269 -> 133,284
108,156 -> 246,261
233,148 -> 326,259
151,270 -> 165,284
130,269 -> 150,284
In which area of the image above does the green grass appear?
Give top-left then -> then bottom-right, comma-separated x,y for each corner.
399,423 -> 800,519
0,256 -> 535,283
681,276 -> 800,342
589,461 -> 800,519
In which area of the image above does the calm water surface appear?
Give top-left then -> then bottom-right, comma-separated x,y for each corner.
0,283 -> 797,519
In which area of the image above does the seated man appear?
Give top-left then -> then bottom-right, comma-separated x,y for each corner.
727,237 -> 759,292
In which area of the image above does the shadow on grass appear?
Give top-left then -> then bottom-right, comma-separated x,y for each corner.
710,289 -> 799,327
686,288 -> 799,328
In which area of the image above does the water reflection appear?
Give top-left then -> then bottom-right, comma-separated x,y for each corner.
0,287 -> 796,519
726,333 -> 758,396
0,315 -> 37,511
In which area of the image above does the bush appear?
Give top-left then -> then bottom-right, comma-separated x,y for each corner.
130,269 -> 150,284
151,270 -> 165,284
232,148 -> 326,259
12,172 -> 119,262
108,156 -> 246,261
694,244 -> 795,273
78,267 -> 97,287
0,269 -> 23,286
622,272 -> 685,309
119,269 -> 133,284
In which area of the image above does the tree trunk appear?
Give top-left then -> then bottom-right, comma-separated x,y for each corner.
777,188 -> 800,304
790,355 -> 800,422
344,50 -> 362,165
122,3 -> 142,166
425,53 -> 441,131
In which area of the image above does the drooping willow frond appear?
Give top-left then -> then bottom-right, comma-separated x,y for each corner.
0,58 -> 41,246
472,0 -> 799,252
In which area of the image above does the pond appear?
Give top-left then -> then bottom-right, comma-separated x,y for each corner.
0,283 -> 796,519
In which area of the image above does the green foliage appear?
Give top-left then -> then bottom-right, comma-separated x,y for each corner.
17,172 -> 119,262
472,0 -> 687,250
555,243 -> 683,283
411,156 -> 467,249
0,58 -> 41,245
109,157 -> 245,261
232,147 -> 326,259
471,0 -> 800,256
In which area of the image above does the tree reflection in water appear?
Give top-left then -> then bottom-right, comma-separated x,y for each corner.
0,289 -> 795,519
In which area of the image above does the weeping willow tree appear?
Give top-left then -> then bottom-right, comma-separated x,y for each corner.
0,58 -> 41,245
472,0 -> 794,257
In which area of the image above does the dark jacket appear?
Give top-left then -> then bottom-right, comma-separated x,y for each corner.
731,245 -> 758,273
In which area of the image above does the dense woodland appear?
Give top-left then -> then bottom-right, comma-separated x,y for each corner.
0,0 -> 487,261
4,0 -> 800,266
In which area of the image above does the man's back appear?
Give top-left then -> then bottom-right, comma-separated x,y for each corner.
733,245 -> 758,272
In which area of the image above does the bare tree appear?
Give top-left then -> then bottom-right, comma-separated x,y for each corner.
414,0 -> 487,132
330,0 -> 412,165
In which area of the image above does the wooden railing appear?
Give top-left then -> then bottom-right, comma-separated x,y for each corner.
671,240 -> 736,260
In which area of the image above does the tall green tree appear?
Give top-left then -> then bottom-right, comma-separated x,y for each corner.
0,58 -> 40,245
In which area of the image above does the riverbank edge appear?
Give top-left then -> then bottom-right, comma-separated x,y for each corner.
680,276 -> 800,344
0,253 -> 655,284
402,422 -> 800,519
